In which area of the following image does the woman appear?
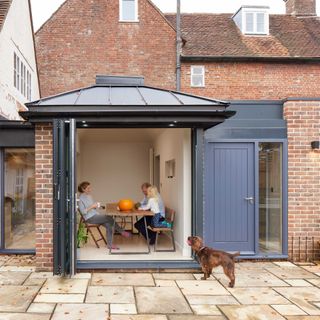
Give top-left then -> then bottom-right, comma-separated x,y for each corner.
78,181 -> 130,250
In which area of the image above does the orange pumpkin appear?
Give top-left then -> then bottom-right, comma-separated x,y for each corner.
118,199 -> 134,211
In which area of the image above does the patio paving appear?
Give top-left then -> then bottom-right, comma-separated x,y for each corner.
0,256 -> 319,319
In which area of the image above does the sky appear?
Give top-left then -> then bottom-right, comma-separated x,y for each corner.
30,0 -> 319,31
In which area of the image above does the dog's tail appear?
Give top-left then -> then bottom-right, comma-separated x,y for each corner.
229,251 -> 240,259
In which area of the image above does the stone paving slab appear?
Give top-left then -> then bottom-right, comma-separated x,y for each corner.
271,304 -> 307,316
27,303 -> 56,314
0,285 -> 40,312
274,286 -> 320,315
91,273 -> 154,286
86,285 -> 135,303
153,273 -> 195,280
34,293 -> 85,303
190,304 -> 222,316
185,295 -> 239,305
215,271 -> 288,288
306,278 -> 320,287
51,303 -> 109,320
177,280 -> 230,296
0,271 -> 30,285
110,316 -> 167,320
168,316 -> 225,320
41,277 -> 88,294
219,305 -> 285,320
286,317 -> 320,320
135,286 -> 192,314
285,279 -> 313,287
228,287 -> 290,305
0,314 -> 51,320
266,266 -> 318,279
111,303 -> 137,314
24,277 -> 47,286
155,279 -> 177,287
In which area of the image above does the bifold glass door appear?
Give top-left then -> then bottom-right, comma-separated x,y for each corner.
53,119 -> 77,276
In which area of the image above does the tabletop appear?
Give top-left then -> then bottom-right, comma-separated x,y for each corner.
106,203 -> 154,217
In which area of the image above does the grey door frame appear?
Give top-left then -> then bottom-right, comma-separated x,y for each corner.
204,138 -> 288,258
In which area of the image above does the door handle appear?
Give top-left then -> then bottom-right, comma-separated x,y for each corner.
244,197 -> 254,204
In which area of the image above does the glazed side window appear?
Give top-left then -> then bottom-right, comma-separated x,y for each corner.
120,0 -> 138,21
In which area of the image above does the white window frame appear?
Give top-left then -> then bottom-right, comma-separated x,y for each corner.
191,66 -> 205,88
243,9 -> 269,35
13,51 -> 32,101
119,0 -> 138,22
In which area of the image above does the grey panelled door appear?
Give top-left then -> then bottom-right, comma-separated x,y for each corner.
204,143 -> 255,254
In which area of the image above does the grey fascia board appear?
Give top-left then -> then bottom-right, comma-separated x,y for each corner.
181,55 -> 320,63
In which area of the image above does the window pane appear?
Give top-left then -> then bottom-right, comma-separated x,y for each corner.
192,75 -> 204,87
257,12 -> 265,33
4,148 -> 35,249
259,142 -> 282,254
14,53 -> 16,88
192,66 -> 204,75
245,12 -> 254,33
122,0 -> 136,20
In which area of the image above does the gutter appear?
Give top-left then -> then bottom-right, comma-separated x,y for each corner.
176,0 -> 182,91
181,55 -> 320,63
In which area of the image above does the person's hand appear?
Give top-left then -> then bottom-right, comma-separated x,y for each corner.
92,203 -> 99,209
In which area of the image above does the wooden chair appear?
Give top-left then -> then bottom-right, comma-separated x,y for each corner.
150,207 -> 176,252
78,211 -> 107,248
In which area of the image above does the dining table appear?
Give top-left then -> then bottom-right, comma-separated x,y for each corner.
105,203 -> 154,254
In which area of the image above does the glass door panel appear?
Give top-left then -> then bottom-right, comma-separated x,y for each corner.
259,142 -> 283,254
4,148 -> 35,249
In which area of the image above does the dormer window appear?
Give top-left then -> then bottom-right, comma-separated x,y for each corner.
233,6 -> 269,35
119,0 -> 138,22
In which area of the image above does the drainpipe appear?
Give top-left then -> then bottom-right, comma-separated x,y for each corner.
176,0 -> 182,91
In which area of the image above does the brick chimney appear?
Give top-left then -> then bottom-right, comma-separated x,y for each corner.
284,0 -> 316,16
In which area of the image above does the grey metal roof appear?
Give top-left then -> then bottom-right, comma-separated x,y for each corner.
26,85 -> 227,107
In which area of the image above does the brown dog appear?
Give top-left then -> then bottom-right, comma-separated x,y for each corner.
188,236 -> 239,287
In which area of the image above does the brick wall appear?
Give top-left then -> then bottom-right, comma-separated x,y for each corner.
284,100 -> 320,261
35,0 -> 176,97
35,124 -> 53,271
182,62 -> 320,101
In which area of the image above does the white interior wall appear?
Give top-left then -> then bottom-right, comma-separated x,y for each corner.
153,129 -> 192,256
78,130 -> 152,203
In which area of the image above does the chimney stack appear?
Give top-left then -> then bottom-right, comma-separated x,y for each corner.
284,0 -> 316,16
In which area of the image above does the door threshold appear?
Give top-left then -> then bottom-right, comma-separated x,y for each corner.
77,259 -> 199,270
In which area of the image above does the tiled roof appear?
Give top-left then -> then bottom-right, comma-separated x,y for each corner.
165,13 -> 320,59
0,0 -> 12,32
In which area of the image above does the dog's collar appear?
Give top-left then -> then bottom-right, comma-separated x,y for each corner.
198,246 -> 206,253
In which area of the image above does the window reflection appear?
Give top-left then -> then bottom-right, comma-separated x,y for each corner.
4,148 -> 35,249
259,143 -> 282,254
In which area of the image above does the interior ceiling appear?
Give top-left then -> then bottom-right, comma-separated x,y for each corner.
78,128 -> 176,142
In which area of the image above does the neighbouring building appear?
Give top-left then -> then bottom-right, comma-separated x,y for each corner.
0,0 -> 319,274
0,0 -> 39,255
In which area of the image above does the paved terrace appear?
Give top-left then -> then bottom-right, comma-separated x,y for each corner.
0,255 -> 320,319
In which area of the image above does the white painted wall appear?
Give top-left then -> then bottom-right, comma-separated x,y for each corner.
0,0 -> 39,120
78,130 -> 152,204
154,128 -> 192,256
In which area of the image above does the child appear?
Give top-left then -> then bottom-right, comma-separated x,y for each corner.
139,186 -> 170,228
